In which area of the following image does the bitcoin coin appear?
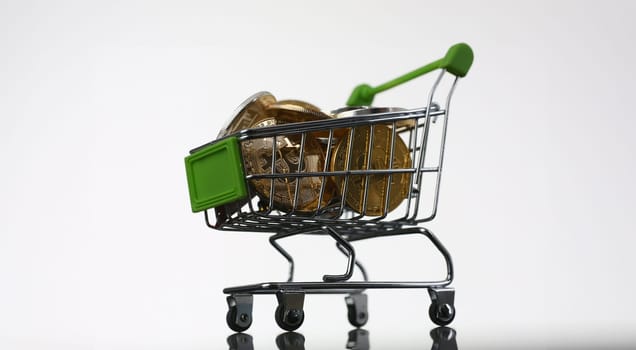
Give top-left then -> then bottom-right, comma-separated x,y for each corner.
266,102 -> 331,123
214,92 -> 276,219
267,101 -> 349,140
275,99 -> 322,112
217,91 -> 276,138
242,116 -> 335,213
330,125 -> 411,216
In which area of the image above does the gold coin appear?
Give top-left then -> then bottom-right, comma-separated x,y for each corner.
214,92 -> 276,218
275,99 -> 322,112
266,102 -> 331,123
242,116 -> 335,213
330,125 -> 411,216
267,102 -> 350,139
217,91 -> 276,138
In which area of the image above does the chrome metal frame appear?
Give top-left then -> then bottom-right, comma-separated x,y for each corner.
223,226 -> 453,295
195,70 -> 461,328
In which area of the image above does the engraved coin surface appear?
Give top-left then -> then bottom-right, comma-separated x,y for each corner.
242,117 -> 334,213
214,92 -> 275,219
330,125 -> 411,216
274,99 -> 322,113
266,100 -> 348,141
217,91 -> 277,138
266,102 -> 332,123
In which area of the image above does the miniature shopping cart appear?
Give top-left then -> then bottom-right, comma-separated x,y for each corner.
185,43 -> 473,332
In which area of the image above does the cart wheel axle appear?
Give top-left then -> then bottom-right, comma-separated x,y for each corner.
275,305 -> 305,332
429,302 -> 455,326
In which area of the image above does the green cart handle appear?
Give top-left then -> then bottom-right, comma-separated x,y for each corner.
346,42 -> 473,106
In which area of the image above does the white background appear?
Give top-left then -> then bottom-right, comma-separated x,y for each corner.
1,0 -> 635,348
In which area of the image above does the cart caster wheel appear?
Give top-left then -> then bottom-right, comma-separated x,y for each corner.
226,295 -> 253,332
275,305 -> 304,331
345,293 -> 368,328
428,288 -> 455,327
275,291 -> 305,331
429,302 -> 455,326
227,308 -> 252,333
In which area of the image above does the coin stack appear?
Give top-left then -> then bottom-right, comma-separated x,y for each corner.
218,92 -> 413,216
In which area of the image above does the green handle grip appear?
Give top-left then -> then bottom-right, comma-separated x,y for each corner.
346,42 -> 474,106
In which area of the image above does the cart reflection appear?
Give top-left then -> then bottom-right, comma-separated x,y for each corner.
226,326 -> 458,350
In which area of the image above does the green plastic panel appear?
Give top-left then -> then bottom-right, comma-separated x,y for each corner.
185,136 -> 247,212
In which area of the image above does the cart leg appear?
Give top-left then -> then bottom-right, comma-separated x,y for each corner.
226,294 -> 253,332
337,242 -> 369,282
322,226 -> 356,282
345,292 -> 369,328
428,288 -> 455,326
275,291 -> 305,331
347,227 -> 454,286
268,226 -> 357,283
270,234 -> 295,282
227,332 -> 254,350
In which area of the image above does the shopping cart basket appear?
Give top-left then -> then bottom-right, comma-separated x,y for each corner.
185,43 -> 473,332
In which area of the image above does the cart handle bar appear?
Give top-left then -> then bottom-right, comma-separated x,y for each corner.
346,42 -> 473,106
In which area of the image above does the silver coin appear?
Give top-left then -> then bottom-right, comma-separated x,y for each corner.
330,105 -> 369,115
334,106 -> 407,118
217,91 -> 276,138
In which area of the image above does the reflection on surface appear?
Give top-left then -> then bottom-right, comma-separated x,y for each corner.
430,327 -> 457,350
226,327 -> 458,350
276,332 -> 305,350
345,329 -> 368,350
227,333 -> 253,350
